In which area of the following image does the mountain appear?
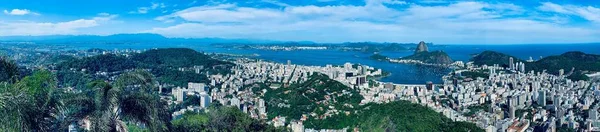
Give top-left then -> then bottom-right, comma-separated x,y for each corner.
470,51 -> 524,67
528,51 -> 600,75
258,73 -> 481,131
131,48 -> 233,68
56,48 -> 234,87
403,51 -> 453,64
0,33 -> 287,44
471,51 -> 600,81
0,33 -> 168,42
396,42 -> 452,65
415,41 -> 429,53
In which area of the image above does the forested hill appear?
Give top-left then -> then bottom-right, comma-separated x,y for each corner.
56,48 -> 233,87
260,73 -> 482,131
470,51 -> 524,67
471,51 -> 600,80
403,51 -> 454,64
131,48 -> 232,68
528,51 -> 600,74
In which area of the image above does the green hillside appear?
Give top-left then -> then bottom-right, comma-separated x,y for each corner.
403,51 -> 453,64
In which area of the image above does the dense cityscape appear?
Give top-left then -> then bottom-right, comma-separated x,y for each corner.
1,40 -> 599,132
2,0 -> 600,132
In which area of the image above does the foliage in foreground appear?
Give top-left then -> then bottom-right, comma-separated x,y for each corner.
0,69 -> 171,131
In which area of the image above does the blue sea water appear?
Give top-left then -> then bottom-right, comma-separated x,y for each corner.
62,43 -> 600,84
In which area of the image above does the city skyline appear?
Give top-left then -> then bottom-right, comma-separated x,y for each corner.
1,0 -> 600,44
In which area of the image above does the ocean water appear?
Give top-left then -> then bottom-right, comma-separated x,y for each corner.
58,43 -> 600,84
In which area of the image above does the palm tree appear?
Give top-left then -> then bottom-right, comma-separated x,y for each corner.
0,70 -> 60,131
62,70 -> 171,132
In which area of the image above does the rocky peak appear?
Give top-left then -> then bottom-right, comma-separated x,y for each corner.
415,41 -> 428,53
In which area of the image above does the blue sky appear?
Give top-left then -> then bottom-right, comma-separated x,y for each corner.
1,0 -> 599,44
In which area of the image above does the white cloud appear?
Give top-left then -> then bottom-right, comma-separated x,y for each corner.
149,1 -> 600,44
189,0 -> 198,6
380,0 -> 408,5
0,14 -> 117,36
130,2 -> 166,14
261,0 -> 290,7
538,2 -> 600,23
317,0 -> 337,2
3,9 -> 39,16
93,13 -> 119,21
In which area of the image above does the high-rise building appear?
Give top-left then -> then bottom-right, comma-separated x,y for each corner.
200,93 -> 212,108
559,69 -> 565,77
509,57 -> 514,70
554,94 -> 561,107
344,62 -> 353,70
356,76 -> 367,85
509,104 -> 516,119
507,96 -> 514,108
426,81 -> 434,91
538,90 -> 546,106
172,87 -> 186,103
589,107 -> 598,121
360,65 -> 367,75
519,62 -> 525,73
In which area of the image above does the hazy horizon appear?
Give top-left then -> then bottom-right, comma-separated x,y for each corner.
1,0 -> 600,44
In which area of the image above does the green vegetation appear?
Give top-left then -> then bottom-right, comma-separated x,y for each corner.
56,70 -> 92,89
369,54 -> 389,61
304,101 -> 483,132
528,51 -> 600,81
471,51 -> 600,81
1,65 -> 280,131
263,73 -> 363,120
172,106 -> 283,132
402,51 -> 453,64
470,51 -> 523,66
0,70 -> 59,131
260,73 -> 481,131
0,69 -> 171,131
464,103 -> 490,116
58,54 -> 137,73
461,71 -> 489,79
567,71 -> 590,81
132,48 -> 233,69
0,56 -> 19,82
153,68 -> 210,87
56,48 -> 233,88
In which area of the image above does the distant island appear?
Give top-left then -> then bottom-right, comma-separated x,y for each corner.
369,41 -> 454,66
470,50 -> 600,81
369,53 -> 389,61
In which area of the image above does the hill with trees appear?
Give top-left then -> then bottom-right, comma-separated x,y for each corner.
470,51 -> 524,67
402,51 -> 453,64
131,48 -> 232,68
369,54 -> 389,61
259,73 -> 482,131
471,51 -> 600,81
56,48 -> 234,88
